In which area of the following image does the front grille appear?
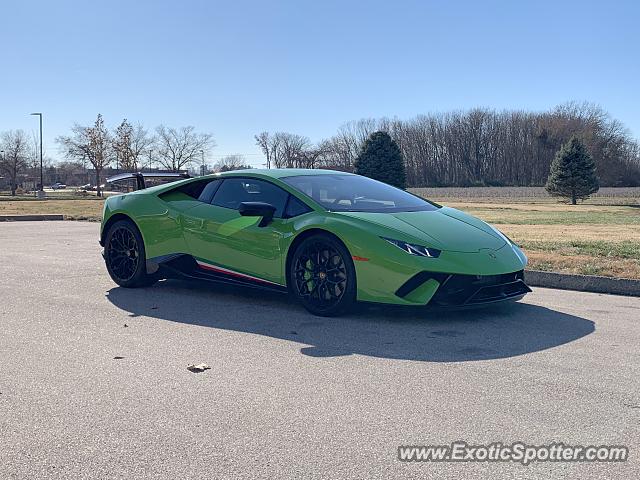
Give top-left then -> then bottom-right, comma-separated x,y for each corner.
428,270 -> 529,306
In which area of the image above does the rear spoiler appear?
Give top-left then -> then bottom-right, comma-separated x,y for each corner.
106,172 -> 190,191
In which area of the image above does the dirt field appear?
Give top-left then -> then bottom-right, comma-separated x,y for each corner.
0,198 -> 105,221
411,186 -> 640,206
413,188 -> 640,279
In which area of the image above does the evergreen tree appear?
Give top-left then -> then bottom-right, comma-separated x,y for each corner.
354,131 -> 406,189
546,137 -> 599,204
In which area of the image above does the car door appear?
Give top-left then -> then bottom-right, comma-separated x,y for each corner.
181,177 -> 298,287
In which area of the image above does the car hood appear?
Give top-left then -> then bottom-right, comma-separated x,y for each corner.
337,207 -> 506,253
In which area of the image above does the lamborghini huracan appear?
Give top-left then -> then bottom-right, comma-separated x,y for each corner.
100,169 -> 530,316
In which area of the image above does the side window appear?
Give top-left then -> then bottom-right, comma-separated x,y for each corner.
108,177 -> 137,193
163,178 -> 218,200
198,179 -> 223,203
211,178 -> 289,217
284,195 -> 312,218
291,179 -> 313,197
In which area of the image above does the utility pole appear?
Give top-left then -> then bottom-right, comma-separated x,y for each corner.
200,149 -> 205,176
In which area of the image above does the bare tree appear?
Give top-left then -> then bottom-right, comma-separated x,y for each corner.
296,141 -> 331,169
112,119 -> 135,171
57,114 -> 111,196
111,120 -> 154,172
276,132 -> 311,168
311,104 -> 640,187
155,125 -> 214,171
314,137 -> 357,171
214,154 -> 252,172
255,131 -> 312,168
0,130 -> 30,195
255,131 -> 280,168
130,124 -> 154,169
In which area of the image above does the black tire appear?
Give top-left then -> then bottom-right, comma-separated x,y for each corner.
288,233 -> 356,317
104,219 -> 157,288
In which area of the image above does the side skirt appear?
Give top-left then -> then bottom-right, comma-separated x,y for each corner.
150,254 -> 288,294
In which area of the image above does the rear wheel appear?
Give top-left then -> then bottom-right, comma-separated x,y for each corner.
104,219 -> 157,288
289,233 -> 356,316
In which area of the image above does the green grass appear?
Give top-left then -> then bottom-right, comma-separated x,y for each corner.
578,264 -> 606,276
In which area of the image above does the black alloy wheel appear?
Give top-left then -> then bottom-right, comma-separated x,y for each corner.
104,219 -> 157,288
290,233 -> 356,316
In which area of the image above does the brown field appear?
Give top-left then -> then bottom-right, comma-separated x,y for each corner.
0,198 -> 105,221
411,187 -> 640,279
411,186 -> 640,205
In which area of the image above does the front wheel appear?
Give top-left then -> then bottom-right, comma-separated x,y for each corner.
289,233 -> 356,316
104,219 -> 157,288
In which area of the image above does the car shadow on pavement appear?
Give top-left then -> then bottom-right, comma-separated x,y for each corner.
106,279 -> 595,362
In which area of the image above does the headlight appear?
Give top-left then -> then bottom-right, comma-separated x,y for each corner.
381,237 -> 441,258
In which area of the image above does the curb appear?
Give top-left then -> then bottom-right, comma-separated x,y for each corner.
0,214 -> 65,222
525,269 -> 640,297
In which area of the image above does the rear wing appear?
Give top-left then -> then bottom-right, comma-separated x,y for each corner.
106,172 -> 190,191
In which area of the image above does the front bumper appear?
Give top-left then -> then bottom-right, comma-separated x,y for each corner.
396,270 -> 531,307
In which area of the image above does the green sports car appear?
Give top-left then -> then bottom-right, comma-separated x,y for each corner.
100,169 -> 530,316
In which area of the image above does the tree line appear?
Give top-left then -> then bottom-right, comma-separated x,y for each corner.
3,102 -> 639,196
255,102 -> 640,187
348,122 -> 602,205
0,130 -> 33,195
56,114 -> 216,196
0,114 -> 220,196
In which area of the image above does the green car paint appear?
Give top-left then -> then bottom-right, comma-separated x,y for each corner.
101,169 -> 528,306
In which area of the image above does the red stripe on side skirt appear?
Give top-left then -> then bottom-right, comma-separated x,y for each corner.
196,261 -> 282,286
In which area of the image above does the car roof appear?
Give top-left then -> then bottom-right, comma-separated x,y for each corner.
130,168 -> 355,197
215,168 -> 355,179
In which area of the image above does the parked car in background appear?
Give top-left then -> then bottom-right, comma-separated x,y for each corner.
51,182 -> 67,190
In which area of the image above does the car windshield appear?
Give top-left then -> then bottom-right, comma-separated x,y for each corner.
282,174 -> 440,213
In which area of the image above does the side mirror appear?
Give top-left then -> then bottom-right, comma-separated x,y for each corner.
239,201 -> 276,227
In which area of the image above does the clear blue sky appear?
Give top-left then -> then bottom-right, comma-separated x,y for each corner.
1,0 -> 638,167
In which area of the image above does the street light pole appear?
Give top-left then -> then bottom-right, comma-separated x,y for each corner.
200,149 -> 205,176
30,113 -> 43,193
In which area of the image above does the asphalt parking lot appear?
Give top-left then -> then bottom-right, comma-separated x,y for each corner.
0,221 -> 638,479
